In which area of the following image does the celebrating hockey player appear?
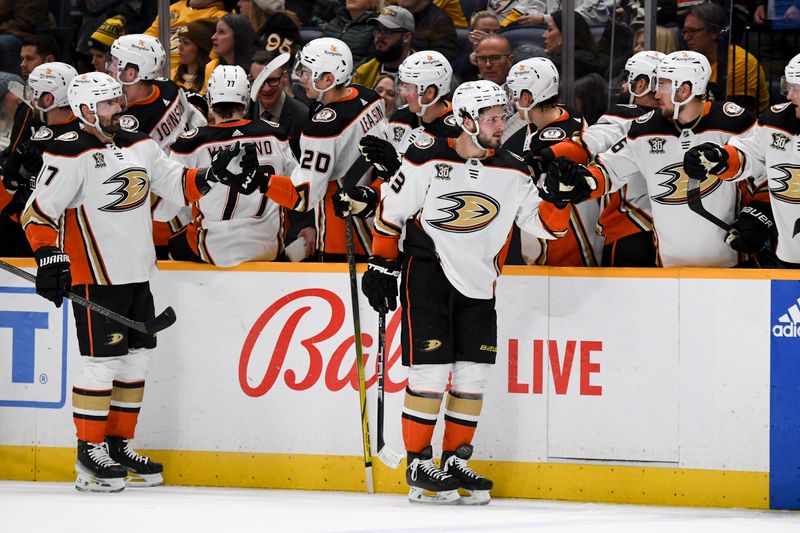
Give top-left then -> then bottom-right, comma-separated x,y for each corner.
502,57 -> 600,266
546,51 -> 760,268
106,34 -> 208,257
263,37 -> 388,261
552,51 -> 665,266
681,52 -> 800,267
362,80 -> 571,504
169,65 -> 298,266
23,72 -> 257,493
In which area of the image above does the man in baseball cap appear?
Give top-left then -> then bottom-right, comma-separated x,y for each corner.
353,6 -> 415,88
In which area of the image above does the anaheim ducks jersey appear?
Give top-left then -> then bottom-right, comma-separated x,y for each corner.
502,107 -> 601,266
169,119 -> 298,266
121,79 -> 207,150
373,137 -> 567,299
580,104 -> 655,246
388,103 -> 460,156
22,129 -> 207,286
593,101 -> 757,267
726,101 -> 800,264
274,85 -> 388,256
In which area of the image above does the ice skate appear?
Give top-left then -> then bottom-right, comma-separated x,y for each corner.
406,446 -> 460,504
74,440 -> 127,493
106,436 -> 164,487
442,445 -> 493,505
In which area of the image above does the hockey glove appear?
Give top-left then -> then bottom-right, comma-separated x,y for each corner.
208,141 -> 264,195
333,185 -> 378,219
539,157 -> 595,209
684,142 -> 728,181
725,201 -> 776,254
34,246 -> 71,308
361,255 -> 401,314
522,150 -> 547,183
358,135 -> 400,179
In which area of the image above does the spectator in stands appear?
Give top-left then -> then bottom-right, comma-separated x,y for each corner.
249,49 -> 309,157
248,0 -> 302,56
175,18 -> 216,92
352,6 -> 415,88
374,74 -> 398,115
285,0 -> 339,26
396,0 -> 458,62
87,16 -> 127,75
145,0 -> 228,77
0,0 -> 50,75
573,72 -> 608,124
491,0 -> 611,28
474,34 -> 514,86
453,11 -> 500,83
632,25 -> 679,54
322,0 -> 381,66
683,2 -> 769,113
20,35 -> 58,81
205,14 -> 259,90
0,72 -> 22,151
543,10 -> 608,79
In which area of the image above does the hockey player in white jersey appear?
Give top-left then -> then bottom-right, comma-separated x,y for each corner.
169,65 -> 298,266
552,50 -> 664,266
362,80 -> 570,505
23,72 -> 256,493
264,38 -> 388,261
682,53 -> 800,267
547,51 -> 759,268
502,57 -> 600,266
107,34 -> 208,256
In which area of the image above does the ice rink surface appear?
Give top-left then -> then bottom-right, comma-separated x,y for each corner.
2,481 -> 800,533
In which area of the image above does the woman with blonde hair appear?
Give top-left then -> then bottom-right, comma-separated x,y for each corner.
632,26 -> 679,55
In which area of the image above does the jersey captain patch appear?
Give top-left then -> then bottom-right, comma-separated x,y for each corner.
312,108 -> 337,123
427,191 -> 500,233
100,167 -> 150,212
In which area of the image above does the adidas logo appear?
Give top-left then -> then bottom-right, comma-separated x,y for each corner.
163,98 -> 171,106
772,296 -> 800,337
232,129 -> 243,137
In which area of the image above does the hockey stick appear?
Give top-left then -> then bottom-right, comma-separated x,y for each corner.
0,259 -> 177,335
376,311 -> 403,469
687,176 -> 731,231
342,154 -> 376,494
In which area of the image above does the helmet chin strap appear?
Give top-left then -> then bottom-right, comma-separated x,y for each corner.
312,75 -> 335,103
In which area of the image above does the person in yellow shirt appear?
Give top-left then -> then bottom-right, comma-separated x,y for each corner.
145,0 -> 228,75
682,3 -> 769,113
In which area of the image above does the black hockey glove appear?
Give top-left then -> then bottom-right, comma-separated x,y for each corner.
207,141 -> 264,195
1,187 -> 33,219
725,201 -> 776,254
358,135 -> 400,179
684,142 -> 729,181
539,157 -> 595,209
361,255 -> 401,314
522,150 -> 547,182
34,246 -> 71,308
333,185 -> 378,219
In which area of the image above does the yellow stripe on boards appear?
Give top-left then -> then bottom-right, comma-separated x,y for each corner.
0,446 -> 768,509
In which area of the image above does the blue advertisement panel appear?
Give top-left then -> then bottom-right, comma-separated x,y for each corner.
770,279 -> 800,510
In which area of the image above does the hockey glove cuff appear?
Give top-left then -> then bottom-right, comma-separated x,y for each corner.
539,157 -> 595,209
726,201 -> 776,254
333,185 -> 378,219
359,135 -> 400,179
361,256 -> 401,314
34,246 -> 71,308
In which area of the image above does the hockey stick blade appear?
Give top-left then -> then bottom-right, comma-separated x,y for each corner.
0,260 -> 177,334
377,445 -> 404,469
686,177 -> 731,231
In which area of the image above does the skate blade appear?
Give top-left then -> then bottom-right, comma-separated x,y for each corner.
125,471 -> 164,488
75,467 -> 126,493
459,489 -> 490,506
408,487 -> 460,505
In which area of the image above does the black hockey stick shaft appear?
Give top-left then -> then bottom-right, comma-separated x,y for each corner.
342,153 -> 375,494
0,259 -> 176,335
377,311 -> 386,452
687,177 -> 732,231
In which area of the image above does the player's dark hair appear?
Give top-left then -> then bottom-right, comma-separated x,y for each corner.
212,102 -> 247,119
21,35 -> 60,61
